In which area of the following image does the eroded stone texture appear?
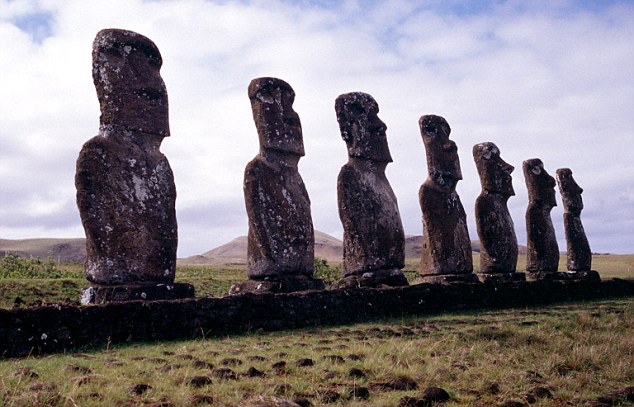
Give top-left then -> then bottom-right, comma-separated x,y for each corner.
418,115 -> 477,283
232,77 -> 323,294
334,92 -> 407,288
556,168 -> 599,280
473,142 -> 524,282
75,29 -> 179,288
523,159 -> 560,277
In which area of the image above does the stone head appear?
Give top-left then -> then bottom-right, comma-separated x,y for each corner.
556,168 -> 584,215
335,92 -> 392,162
419,115 -> 462,190
248,77 -> 304,157
92,29 -> 169,137
473,142 -> 515,196
523,158 -> 557,208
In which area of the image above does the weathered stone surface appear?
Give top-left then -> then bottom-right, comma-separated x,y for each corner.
418,115 -> 477,283
334,269 -> 409,289
80,283 -> 195,305
239,77 -> 322,293
75,29 -> 178,287
523,159 -> 559,276
2,280 -> 632,358
556,168 -> 592,271
229,275 -> 324,295
473,142 -> 524,282
334,92 -> 407,288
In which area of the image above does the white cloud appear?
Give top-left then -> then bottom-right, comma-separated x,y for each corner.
0,0 -> 632,258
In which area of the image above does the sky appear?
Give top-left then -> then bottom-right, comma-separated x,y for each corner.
1,0 -> 633,258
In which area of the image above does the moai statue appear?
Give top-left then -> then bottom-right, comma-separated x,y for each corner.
230,77 -> 324,294
523,158 -> 562,280
76,29 -> 193,303
473,142 -> 525,282
334,92 -> 408,288
556,168 -> 600,280
418,115 -> 478,283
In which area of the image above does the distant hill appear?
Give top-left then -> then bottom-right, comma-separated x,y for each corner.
180,230 -> 343,266
405,236 -> 482,259
1,233 -> 527,266
0,238 -> 86,263
178,231 -> 519,266
405,235 -> 526,257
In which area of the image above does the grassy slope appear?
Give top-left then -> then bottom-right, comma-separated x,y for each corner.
0,238 -> 86,263
1,255 -> 633,309
1,299 -> 632,406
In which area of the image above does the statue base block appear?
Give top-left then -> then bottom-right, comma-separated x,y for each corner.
229,275 -> 325,295
335,269 -> 409,289
526,271 -> 569,281
478,272 -> 526,283
564,270 -> 601,281
81,282 -> 195,305
526,271 -> 600,281
417,273 -> 480,284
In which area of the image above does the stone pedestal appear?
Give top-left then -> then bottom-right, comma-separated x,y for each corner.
81,282 -> 194,305
526,271 -> 566,281
335,269 -> 408,289
418,274 -> 480,284
228,275 -> 324,295
527,270 -> 600,282
478,272 -> 526,283
566,270 -> 601,281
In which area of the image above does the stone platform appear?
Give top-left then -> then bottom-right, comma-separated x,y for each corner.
229,275 -> 325,295
81,283 -> 195,305
1,279 -> 632,358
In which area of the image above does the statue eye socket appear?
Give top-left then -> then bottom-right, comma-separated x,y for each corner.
256,91 -> 275,104
423,122 -> 436,134
349,102 -> 365,116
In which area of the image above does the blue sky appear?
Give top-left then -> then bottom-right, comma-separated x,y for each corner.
1,0 -> 633,257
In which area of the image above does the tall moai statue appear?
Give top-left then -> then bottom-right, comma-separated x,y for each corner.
523,158 -> 562,280
556,168 -> 600,280
334,92 -> 408,288
76,29 -> 193,303
230,77 -> 324,294
418,115 -> 478,283
473,142 -> 525,282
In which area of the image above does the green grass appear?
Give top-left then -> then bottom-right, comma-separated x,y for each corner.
405,253 -> 634,280
1,254 -> 633,310
177,265 -> 247,298
1,299 -> 632,406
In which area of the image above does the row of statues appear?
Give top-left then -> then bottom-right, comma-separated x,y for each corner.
75,29 -> 598,302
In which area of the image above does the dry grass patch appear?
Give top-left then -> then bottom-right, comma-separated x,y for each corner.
1,298 -> 632,406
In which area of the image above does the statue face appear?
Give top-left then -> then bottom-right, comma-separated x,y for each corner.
473,142 -> 515,196
419,115 -> 462,191
93,29 -> 169,137
248,77 -> 304,156
523,158 -> 557,208
556,168 -> 584,214
335,92 -> 392,162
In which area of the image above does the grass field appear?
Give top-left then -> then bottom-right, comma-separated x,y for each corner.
1,298 -> 632,406
1,254 -> 633,310
1,255 -> 633,405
